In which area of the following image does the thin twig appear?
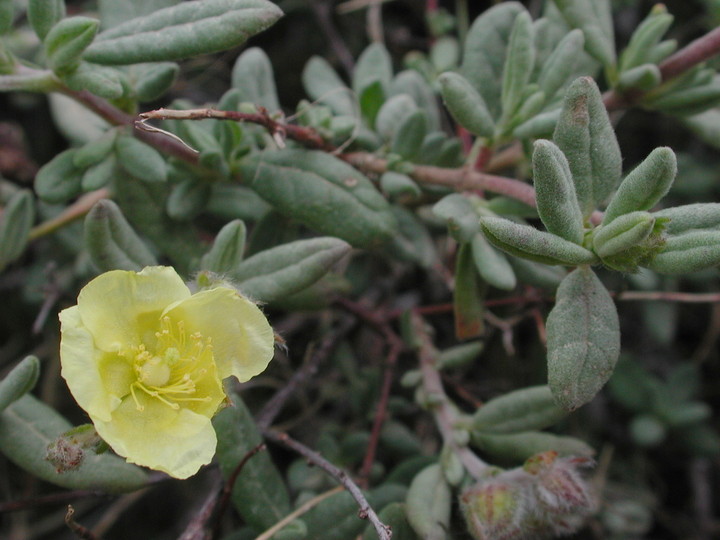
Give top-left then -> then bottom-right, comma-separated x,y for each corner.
212,443 -> 267,539
28,189 -> 110,241
311,0 -> 355,77
0,490 -> 106,514
411,311 -> 488,479
262,430 -> 392,540
257,315 -> 355,430
178,472 -> 223,540
64,506 -> 99,540
255,486 -> 344,540
615,291 -> 720,303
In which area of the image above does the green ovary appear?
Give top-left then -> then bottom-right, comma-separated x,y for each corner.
116,316 -> 220,412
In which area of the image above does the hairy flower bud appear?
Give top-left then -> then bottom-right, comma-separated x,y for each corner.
460,475 -> 528,540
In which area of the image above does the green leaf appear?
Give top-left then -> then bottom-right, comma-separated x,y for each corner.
513,108 -> 560,139
454,243 -> 485,340
0,190 -> 34,271
200,219 -> 246,273
471,430 -> 594,462
653,203 -> 720,234
389,70 -> 441,132
501,11 -> 535,120
232,47 -> 280,111
536,29 -> 585,101
230,237 -> 350,303
553,77 -> 622,217
461,2 -> 526,119
166,179 -> 211,220
85,0 -> 282,64
0,394 -> 148,493
593,211 -> 657,261
616,63 -> 662,92
383,206 -> 437,269
471,233 -> 516,291
363,503 -> 418,540
115,135 -> 168,183
648,230 -> 720,274
213,393 -> 291,532
437,341 -> 484,371
73,130 -> 116,168
644,76 -> 720,116
679,110 -> 720,150
84,199 -> 158,271
353,42 -> 392,96
546,266 -> 620,410
62,62 -> 125,99
619,5 -> 673,72
532,140 -> 584,244
242,150 -> 397,249
551,0 -> 616,68
133,62 -> 179,102
0,1 -> 12,35
207,183 -> 271,222
99,0 -> 179,29
507,256 -> 566,291
603,147 -> 677,224
437,72 -> 494,138
380,172 -> 421,200
358,79 -> 385,128
34,149 -> 83,204
28,0 -> 66,41
302,56 -> 354,116
375,94 -> 417,142
81,154 -> 118,191
406,464 -> 452,540
472,386 -> 567,434
45,16 -> 99,71
430,36 -> 459,73
432,193 -> 480,244
391,110 -> 427,160
481,217 -> 598,266
0,356 -> 40,413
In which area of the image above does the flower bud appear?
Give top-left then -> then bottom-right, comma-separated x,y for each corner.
460,476 -> 528,540
45,424 -> 104,473
524,451 -> 595,515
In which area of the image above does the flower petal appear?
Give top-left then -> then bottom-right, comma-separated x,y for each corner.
59,306 -> 121,422
93,394 -> 217,479
163,287 -> 274,381
77,266 -> 190,352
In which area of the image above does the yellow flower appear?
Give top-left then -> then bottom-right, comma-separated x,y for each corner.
59,266 -> 274,479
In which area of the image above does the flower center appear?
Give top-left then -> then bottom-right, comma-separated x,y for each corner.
121,317 -> 214,411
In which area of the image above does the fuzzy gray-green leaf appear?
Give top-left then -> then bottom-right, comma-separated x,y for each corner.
603,147 -> 677,224
472,385 -> 568,434
213,393 -> 291,532
533,139 -> 584,244
35,149 -> 83,204
200,220 -> 246,273
115,135 -> 168,183
231,237 -> 350,303
242,150 -> 396,249
461,2 -> 526,119
0,356 -> 40,413
232,47 -> 280,111
0,190 -> 34,271
481,217 -> 598,266
547,266 -> 620,410
653,203 -> 720,234
619,5 -> 673,72
433,194 -> 480,244
471,233 -> 516,290
648,231 -> 720,274
593,211 -> 656,259
28,0 -> 66,40
353,42 -> 392,96
84,0 -> 282,65
501,11 -> 535,119
553,77 -> 622,217
0,394 -> 148,493
471,430 -> 594,462
302,56 -> 354,116
551,0 -> 615,67
406,464 -> 451,540
536,29 -> 584,101
438,72 -> 494,138
84,199 -> 158,271
45,16 -> 99,71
